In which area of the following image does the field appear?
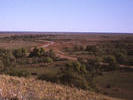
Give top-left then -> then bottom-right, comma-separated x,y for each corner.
95,70 -> 133,100
0,32 -> 133,100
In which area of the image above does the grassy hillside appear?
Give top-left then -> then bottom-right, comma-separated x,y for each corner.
0,75 -> 123,100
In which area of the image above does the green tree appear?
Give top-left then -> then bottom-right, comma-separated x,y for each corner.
66,61 -> 87,74
115,52 -> 127,64
29,47 -> 40,57
86,58 -> 101,76
43,57 -> 53,63
47,49 -> 56,59
86,45 -> 97,53
39,48 -> 45,56
13,48 -> 27,58
103,55 -> 117,70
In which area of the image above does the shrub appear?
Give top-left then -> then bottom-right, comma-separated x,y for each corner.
103,55 -> 118,70
43,57 -> 53,63
1,54 -> 16,68
29,47 -> 40,57
115,52 -> 127,64
38,61 -> 96,90
29,47 -> 46,57
59,71 -> 89,89
66,61 -> 87,74
13,48 -> 27,58
104,55 -> 116,65
85,58 -> 101,77
77,57 -> 87,64
46,49 -> 56,59
39,48 -> 45,56
86,45 -> 97,53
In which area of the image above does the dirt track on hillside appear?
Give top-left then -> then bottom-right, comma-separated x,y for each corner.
39,41 -> 77,60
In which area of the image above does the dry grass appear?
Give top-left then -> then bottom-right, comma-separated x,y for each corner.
0,75 -> 123,100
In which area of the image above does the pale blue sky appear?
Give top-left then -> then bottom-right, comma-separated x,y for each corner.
0,0 -> 133,33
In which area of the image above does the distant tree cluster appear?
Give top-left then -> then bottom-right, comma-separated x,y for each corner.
0,47 -> 56,75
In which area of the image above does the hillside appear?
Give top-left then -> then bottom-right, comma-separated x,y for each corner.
0,75 -> 123,100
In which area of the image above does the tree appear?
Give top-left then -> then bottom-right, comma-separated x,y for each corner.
29,47 -> 46,57
39,48 -> 45,56
115,52 -> 127,64
47,49 -> 56,59
21,48 -> 27,57
43,57 -> 53,63
86,57 -> 101,77
66,61 -> 87,74
29,47 -> 40,57
103,55 -> 117,70
86,45 -> 97,53
13,48 -> 27,58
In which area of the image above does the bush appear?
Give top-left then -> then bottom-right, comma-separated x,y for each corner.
59,71 -> 89,89
46,49 -> 56,59
1,54 -> 16,68
115,52 -> 127,64
43,57 -> 53,63
86,45 -> 97,53
66,61 -> 87,74
29,47 -> 40,57
38,61 -> 96,90
39,48 -> 45,56
104,55 -> 116,65
103,55 -> 118,70
13,48 -> 27,58
59,61 -> 94,89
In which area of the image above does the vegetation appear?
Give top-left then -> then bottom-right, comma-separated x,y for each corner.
0,33 -> 133,100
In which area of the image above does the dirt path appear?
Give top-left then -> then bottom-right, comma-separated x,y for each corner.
39,41 -> 77,60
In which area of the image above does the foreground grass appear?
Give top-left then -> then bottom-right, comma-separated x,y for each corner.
0,75 -> 123,100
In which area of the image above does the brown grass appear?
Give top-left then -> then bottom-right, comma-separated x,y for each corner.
0,75 -> 123,100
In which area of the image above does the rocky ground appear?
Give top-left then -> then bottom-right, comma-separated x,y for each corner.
0,75 -> 123,100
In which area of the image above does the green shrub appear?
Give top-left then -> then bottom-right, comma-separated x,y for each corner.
38,61 -> 96,90
29,47 -> 46,58
103,55 -> 118,70
86,45 -> 97,53
29,47 -> 40,57
66,61 -> 87,74
12,48 -> 27,58
46,49 -> 56,59
115,52 -> 127,64
43,57 -> 53,63
59,71 -> 89,89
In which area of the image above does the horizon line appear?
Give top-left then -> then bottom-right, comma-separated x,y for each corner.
0,31 -> 133,34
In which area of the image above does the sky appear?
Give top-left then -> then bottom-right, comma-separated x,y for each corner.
0,0 -> 133,33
